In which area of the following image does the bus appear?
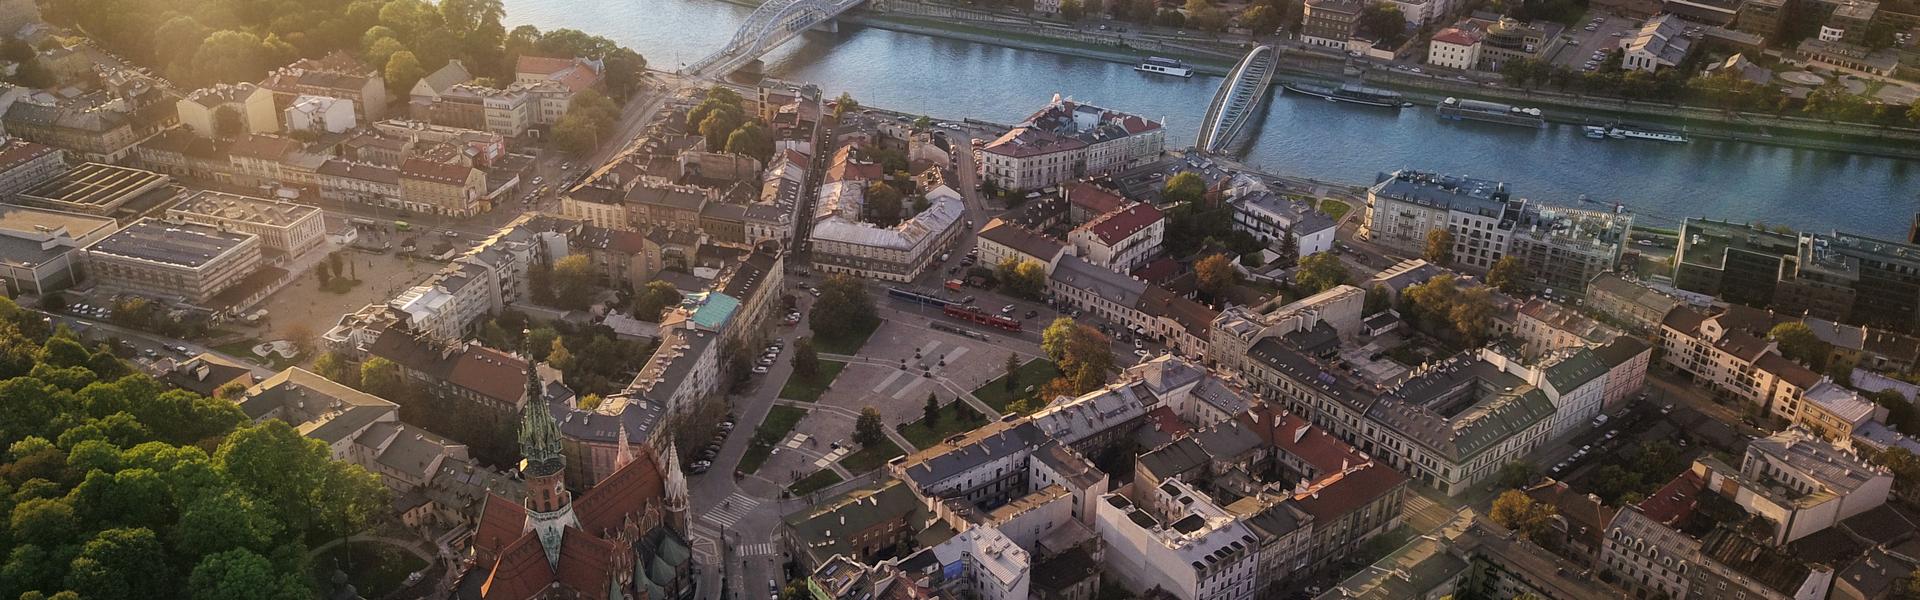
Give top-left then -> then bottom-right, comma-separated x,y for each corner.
943,304 -> 1022,332
886,287 -> 954,308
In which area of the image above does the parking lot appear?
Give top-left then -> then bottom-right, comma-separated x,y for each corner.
1547,14 -> 1643,72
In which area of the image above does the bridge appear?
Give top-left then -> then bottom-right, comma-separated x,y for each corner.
683,0 -> 866,79
1195,45 -> 1277,154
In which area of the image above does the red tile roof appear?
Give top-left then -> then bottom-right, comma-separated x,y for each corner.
1432,27 -> 1483,46
1080,202 -> 1163,246
516,55 -> 578,76
1291,460 -> 1406,521
1117,115 -> 1160,135
574,445 -> 668,535
1144,405 -> 1192,438
1636,468 -> 1706,527
474,493 -> 528,560
1065,182 -> 1126,214
1239,404 -> 1368,474
1757,353 -> 1822,388
981,127 -> 1085,158
553,529 -> 615,600
479,535 -> 554,600
0,139 -> 57,172
469,445 -> 670,600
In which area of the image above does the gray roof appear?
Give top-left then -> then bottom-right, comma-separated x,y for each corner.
87,218 -> 255,268
239,367 -> 396,445
1247,337 -> 1379,415
1050,254 -> 1146,307
1370,170 -> 1518,220
1542,348 -> 1608,393
899,421 -> 1045,491
1370,356 -> 1556,461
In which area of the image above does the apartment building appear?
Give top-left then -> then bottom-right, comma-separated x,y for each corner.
1511,298 -> 1622,358
238,367 -> 469,491
1230,191 -> 1337,258
975,217 -> 1066,268
1049,254 -> 1218,357
1505,205 -> 1631,294
979,127 -> 1085,192
399,158 -> 486,217
317,160 -> 403,207
1067,202 -> 1164,273
1622,15 -> 1695,72
809,185 -> 965,283
1428,28 -> 1485,69
0,137 -> 65,199
1698,429 -> 1892,546
978,99 -> 1164,191
176,82 -> 277,139
1302,0 -> 1364,47
1601,466 -> 1837,600
165,190 -> 326,258
1209,285 -> 1366,374
1584,272 -> 1683,332
251,52 -> 388,126
1659,305 -> 1825,423
1,95 -> 144,163
1360,170 -> 1526,272
83,218 -> 263,306
1096,483 -> 1260,600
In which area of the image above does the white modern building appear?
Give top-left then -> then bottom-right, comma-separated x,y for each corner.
1229,192 -> 1336,258
285,95 -> 357,134
1095,480 -> 1260,600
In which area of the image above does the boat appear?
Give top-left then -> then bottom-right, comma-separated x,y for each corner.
1283,82 -> 1406,108
1135,57 -> 1194,78
1583,125 -> 1608,139
1435,97 -> 1546,128
1611,123 -> 1689,143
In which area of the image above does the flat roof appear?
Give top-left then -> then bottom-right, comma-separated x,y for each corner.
168,190 -> 318,227
86,218 -> 255,268
18,163 -> 168,208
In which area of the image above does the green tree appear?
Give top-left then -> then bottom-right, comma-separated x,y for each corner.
10,497 -> 76,547
1356,3 -> 1407,44
632,281 -> 683,322
1004,354 -> 1021,391
865,182 -> 905,227
186,549 -> 310,600
1195,253 -> 1239,299
1494,461 -> 1535,490
854,407 -> 885,446
809,275 -> 879,344
186,31 -> 290,87
923,393 -> 940,428
1163,172 -> 1206,204
383,51 -> 426,105
1424,229 -> 1454,266
550,254 -> 596,310
1486,256 -> 1526,294
1293,253 -> 1350,294
1365,283 -> 1392,315
996,258 -> 1048,300
1061,0 -> 1086,19
1242,4 -> 1280,32
1042,318 -> 1114,393
170,490 -> 281,558
1768,322 -> 1830,369
725,122 -> 773,163
792,337 -> 820,379
314,351 -> 357,388
358,357 -> 402,399
547,338 -> 575,372
65,527 -> 173,600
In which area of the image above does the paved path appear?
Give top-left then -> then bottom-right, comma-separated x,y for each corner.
822,352 -> 1002,422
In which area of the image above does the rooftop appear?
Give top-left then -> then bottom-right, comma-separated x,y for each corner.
168,190 -> 318,227
85,218 -> 255,269
18,162 -> 167,208
1369,170 -> 1520,221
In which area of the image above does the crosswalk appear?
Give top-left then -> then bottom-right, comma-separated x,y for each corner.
701,492 -> 761,529
736,543 -> 775,557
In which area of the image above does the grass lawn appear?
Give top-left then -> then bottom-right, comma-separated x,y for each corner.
738,405 -> 809,475
838,438 -> 905,474
213,341 -> 301,370
1385,344 -> 1429,367
896,402 -> 984,448
778,360 -> 846,402
311,541 -> 426,598
971,359 -> 1062,413
812,319 -> 879,355
788,469 -> 843,496
1319,199 -> 1353,222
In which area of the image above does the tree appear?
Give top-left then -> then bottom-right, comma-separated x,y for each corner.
384,50 -> 425,100
1242,4 -> 1280,32
1004,354 -> 1021,391
1494,461 -> 1535,490
997,258 -> 1048,300
1195,253 -> 1239,299
359,357 -> 402,399
633,281 -> 683,322
547,338 -> 575,372
1365,283 -> 1392,315
1163,172 -> 1206,205
314,351 -> 357,388
792,337 -> 820,379
833,92 -> 858,119
214,381 -> 250,400
550,255 -> 596,310
1486,256 -> 1526,294
923,393 -> 941,427
725,122 -> 772,163
1061,0 -> 1086,19
1042,318 -> 1114,393
185,31 -> 285,87
810,276 -> 879,344
1277,226 -> 1300,267
1356,3 -> 1407,44
854,407 -> 884,446
187,549 -> 309,600
1769,322 -> 1830,369
10,497 -> 76,547
1424,229 -> 1455,266
65,527 -> 173,600
865,182 -> 905,227
1293,253 -> 1350,294
212,106 -> 246,140
1490,490 -> 1556,542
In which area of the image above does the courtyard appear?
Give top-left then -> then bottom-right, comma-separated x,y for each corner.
257,248 -> 442,353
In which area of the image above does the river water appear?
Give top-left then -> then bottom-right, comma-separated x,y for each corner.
508,0 -> 1918,237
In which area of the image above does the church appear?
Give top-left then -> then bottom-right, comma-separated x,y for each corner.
455,341 -> 697,600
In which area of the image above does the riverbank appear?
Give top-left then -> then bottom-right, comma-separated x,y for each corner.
829,5 -> 1920,160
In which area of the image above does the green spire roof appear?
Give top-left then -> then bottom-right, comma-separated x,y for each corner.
518,330 -> 566,476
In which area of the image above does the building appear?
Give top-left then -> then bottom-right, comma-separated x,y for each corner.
1095,485 -> 1259,600
514,55 -> 604,92
810,184 -> 965,283
1698,429 -> 1892,546
1511,298 -> 1621,357
238,367 -> 468,491
1504,205 -> 1631,295
929,526 -> 1032,600
1303,0 -> 1364,47
176,82 -> 277,139
408,59 -> 474,117
976,217 -> 1066,269
1322,513 -> 1630,600
1735,0 -> 1787,40
14,162 -> 171,217
1584,273 -> 1682,332
782,481 -> 934,569
0,204 -> 118,296
1390,0 -> 1456,26
977,99 -> 1164,191
626,325 -> 722,418
317,160 -> 403,207
1067,202 -> 1164,273
251,52 -> 388,127
83,218 -> 262,305
1209,286 -> 1366,374
165,190 -> 325,259
1675,220 -> 1920,332
1,95 -> 144,163
399,158 -> 486,217
0,137 -> 65,200
284,95 -> 357,134
1475,18 -> 1562,71
455,361 -> 694,600
1601,466 -> 1837,600
162,352 -> 256,398
1621,15 -> 1695,72
1360,170 -> 1526,272
1428,28 -> 1485,69
1659,305 -> 1825,425
1229,191 -> 1336,258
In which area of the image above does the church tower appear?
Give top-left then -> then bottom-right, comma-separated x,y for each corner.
517,330 -> 578,568
661,441 -> 690,536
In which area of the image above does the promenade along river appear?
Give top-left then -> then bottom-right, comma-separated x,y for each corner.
509,0 -> 1919,237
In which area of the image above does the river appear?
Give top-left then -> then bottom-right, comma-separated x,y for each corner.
507,0 -> 1918,237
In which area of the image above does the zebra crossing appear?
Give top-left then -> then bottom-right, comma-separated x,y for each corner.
736,543 -> 775,557
701,492 -> 761,529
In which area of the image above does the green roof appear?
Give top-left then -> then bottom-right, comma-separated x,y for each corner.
1542,348 -> 1607,393
782,480 -> 923,562
683,292 -> 740,330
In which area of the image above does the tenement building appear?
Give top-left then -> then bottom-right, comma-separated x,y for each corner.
977,99 -> 1164,191
809,184 -> 965,282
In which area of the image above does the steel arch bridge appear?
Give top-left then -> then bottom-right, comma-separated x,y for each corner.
1195,45 -> 1277,154
684,0 -> 866,79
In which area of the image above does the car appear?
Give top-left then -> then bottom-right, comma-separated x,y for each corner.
1024,309 -> 1038,319
1410,67 -> 1423,73
561,162 -> 573,170
1584,25 -> 1596,31
142,348 -> 158,357
1456,75 -> 1470,81
532,176 -> 544,185
1611,31 -> 1623,37
1636,239 -> 1654,246
173,345 -> 189,354
808,287 -> 821,296
1134,340 -> 1145,350
1000,304 -> 1016,314
1133,349 -> 1150,358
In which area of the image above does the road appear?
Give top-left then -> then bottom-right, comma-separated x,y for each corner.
39,309 -> 277,380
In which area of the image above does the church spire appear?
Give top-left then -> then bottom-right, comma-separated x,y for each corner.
517,329 -> 565,478
662,441 -> 689,536
615,423 -> 635,470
